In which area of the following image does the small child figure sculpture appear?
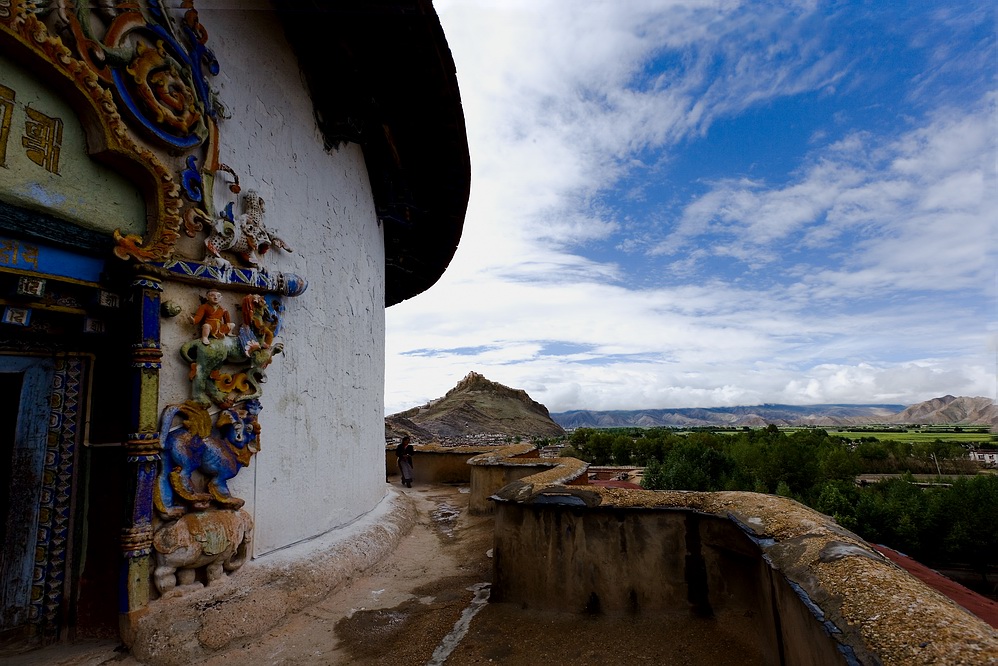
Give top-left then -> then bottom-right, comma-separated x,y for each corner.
191,289 -> 235,345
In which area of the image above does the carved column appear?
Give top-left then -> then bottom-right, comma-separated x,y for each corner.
120,273 -> 163,640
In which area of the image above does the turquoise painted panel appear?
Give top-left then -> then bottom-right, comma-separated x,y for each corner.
0,234 -> 104,283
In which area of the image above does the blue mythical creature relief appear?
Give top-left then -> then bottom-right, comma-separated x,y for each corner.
155,399 -> 262,519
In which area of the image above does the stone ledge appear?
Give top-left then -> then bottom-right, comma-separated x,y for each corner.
484,445 -> 998,665
129,488 -> 416,666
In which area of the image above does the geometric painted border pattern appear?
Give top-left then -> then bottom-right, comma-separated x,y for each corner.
153,259 -> 308,296
27,355 -> 86,642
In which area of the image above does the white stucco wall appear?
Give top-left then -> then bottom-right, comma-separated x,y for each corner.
159,3 -> 387,556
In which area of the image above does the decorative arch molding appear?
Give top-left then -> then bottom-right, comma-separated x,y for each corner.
0,0 -> 221,263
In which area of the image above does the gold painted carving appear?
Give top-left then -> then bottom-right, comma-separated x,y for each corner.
0,83 -> 13,166
0,83 -> 66,174
126,40 -> 206,138
21,105 -> 62,173
0,1 -> 217,263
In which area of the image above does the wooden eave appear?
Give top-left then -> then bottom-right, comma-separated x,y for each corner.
278,0 -> 471,306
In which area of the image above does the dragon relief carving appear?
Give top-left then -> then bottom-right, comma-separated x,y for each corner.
203,189 -> 294,269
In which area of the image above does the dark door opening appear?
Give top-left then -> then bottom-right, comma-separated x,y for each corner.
0,357 -> 55,647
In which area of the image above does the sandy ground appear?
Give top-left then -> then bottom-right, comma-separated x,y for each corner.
5,483 -> 492,666
200,483 -> 495,665
8,481 -> 765,665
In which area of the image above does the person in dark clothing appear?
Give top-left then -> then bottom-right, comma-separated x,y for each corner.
395,435 -> 414,487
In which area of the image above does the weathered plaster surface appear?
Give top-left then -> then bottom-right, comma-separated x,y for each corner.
0,53 -> 145,234
158,3 -> 387,555
478,445 -> 998,665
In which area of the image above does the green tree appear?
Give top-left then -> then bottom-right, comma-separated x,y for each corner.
632,436 -> 668,465
819,445 -> 860,483
642,440 -> 734,492
853,475 -> 930,557
814,481 -> 859,531
611,435 -> 633,465
927,475 -> 998,580
584,432 -> 613,465
641,458 -> 667,490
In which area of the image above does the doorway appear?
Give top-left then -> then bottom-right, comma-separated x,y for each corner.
0,356 -> 56,642
0,354 -> 91,649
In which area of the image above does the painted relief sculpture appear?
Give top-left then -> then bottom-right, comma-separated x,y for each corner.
171,166 -> 307,295
1,0 -> 304,611
191,288 -> 235,345
155,399 -> 261,519
204,190 -> 294,269
180,290 -> 284,407
153,392 -> 261,595
241,293 -> 278,350
153,508 -> 253,598
1,0 -> 306,289
0,0 -> 223,262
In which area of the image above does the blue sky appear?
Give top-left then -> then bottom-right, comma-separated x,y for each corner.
385,0 -> 996,415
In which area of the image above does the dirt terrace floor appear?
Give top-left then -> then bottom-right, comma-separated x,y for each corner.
10,482 -> 764,665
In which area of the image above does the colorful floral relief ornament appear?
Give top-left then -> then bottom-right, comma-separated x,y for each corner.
123,39 -> 207,141
57,0 -> 220,149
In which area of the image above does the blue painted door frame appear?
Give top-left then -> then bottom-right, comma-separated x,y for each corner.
0,356 -> 55,632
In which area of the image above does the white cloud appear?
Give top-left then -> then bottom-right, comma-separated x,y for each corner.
661,96 -> 996,299
384,1 -> 997,415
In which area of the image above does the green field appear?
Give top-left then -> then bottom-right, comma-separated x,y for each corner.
825,429 -> 995,445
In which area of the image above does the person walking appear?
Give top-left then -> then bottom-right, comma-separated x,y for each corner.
395,436 -> 414,487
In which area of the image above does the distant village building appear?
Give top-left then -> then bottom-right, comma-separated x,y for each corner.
969,449 -> 998,467
0,0 -> 468,653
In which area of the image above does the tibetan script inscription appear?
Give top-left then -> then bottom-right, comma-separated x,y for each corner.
0,238 -> 39,270
22,106 -> 62,174
0,84 -> 13,167
0,83 -> 63,174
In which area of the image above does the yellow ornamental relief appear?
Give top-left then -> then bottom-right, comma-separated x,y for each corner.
125,40 -> 206,140
0,0 -> 222,262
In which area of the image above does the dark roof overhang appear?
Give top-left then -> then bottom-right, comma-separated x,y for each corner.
278,0 -> 471,306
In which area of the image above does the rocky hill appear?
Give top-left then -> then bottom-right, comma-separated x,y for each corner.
551,396 -> 997,429
884,395 -> 997,425
386,372 -> 566,442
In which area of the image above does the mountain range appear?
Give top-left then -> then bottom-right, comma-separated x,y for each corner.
386,373 -> 996,441
551,395 -> 997,429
